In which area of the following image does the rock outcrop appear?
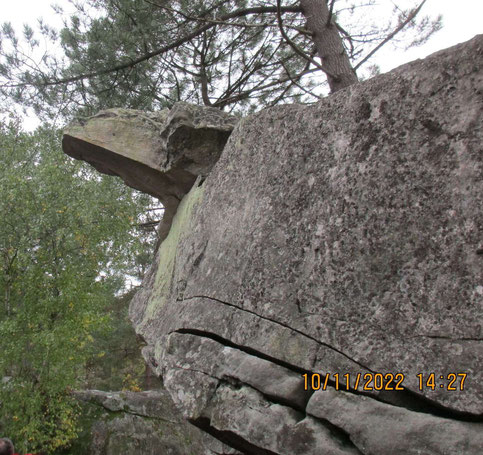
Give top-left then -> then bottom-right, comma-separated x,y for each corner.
72,390 -> 241,455
63,103 -> 238,240
64,35 -> 483,454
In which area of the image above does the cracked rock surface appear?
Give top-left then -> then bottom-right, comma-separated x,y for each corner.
130,36 -> 483,454
64,36 -> 483,455
73,389 -> 241,455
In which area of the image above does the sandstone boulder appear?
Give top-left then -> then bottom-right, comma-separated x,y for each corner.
130,36 -> 483,454
73,389 -> 241,455
64,35 -> 483,455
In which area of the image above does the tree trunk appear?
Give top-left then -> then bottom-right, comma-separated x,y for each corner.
300,0 -> 358,92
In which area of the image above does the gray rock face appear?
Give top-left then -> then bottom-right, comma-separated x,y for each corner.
65,35 -> 483,455
306,388 -> 483,455
73,389 -> 240,455
129,36 -> 483,454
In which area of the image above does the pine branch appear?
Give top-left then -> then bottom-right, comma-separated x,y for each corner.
7,5 -> 302,89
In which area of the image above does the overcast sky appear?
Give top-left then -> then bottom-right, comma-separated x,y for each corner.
2,0 -> 482,128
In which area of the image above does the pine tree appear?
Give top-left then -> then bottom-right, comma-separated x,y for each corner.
0,0 -> 441,119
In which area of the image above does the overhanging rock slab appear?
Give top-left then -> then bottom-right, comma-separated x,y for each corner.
63,103 -> 238,240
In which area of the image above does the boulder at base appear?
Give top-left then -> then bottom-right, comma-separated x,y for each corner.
72,390 -> 242,455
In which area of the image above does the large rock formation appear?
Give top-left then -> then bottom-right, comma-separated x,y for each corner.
72,390 -> 241,455
64,36 -> 483,454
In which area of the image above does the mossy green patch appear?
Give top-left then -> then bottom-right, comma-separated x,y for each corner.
143,182 -> 205,322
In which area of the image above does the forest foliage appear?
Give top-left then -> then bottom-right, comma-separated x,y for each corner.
0,0 -> 441,120
0,120 -> 155,454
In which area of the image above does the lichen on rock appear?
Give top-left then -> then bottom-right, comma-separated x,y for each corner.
63,35 -> 483,455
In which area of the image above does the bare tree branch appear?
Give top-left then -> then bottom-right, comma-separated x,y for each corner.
327,0 -> 337,25
354,0 -> 427,70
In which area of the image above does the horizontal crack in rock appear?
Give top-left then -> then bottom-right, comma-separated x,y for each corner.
81,399 -> 179,424
190,416 -> 280,455
169,335 -> 365,454
180,294 -> 373,372
172,327 -> 309,376
173,304 -> 483,423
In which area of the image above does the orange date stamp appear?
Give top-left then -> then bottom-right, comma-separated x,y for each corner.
302,373 -> 468,392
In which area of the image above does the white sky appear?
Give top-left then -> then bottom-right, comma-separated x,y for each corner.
373,0 -> 483,72
1,0 -> 482,128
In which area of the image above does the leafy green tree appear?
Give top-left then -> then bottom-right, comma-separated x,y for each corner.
0,119 -> 154,454
0,0 -> 441,119
82,288 -> 161,392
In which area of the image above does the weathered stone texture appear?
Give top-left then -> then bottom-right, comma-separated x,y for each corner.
73,389 -> 240,455
130,36 -> 483,454
64,35 -> 483,455
63,103 -> 238,241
